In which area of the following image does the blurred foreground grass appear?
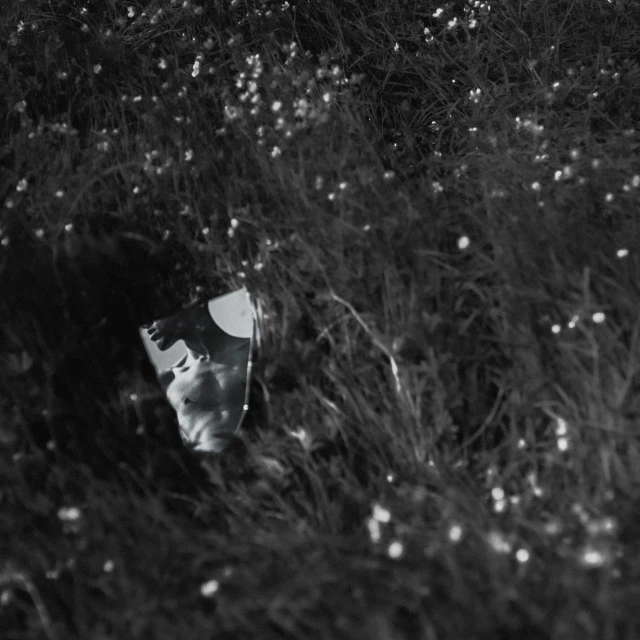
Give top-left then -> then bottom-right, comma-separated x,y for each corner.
2,0 -> 640,638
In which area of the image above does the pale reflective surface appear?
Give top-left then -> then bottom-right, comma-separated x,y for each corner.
140,289 -> 256,452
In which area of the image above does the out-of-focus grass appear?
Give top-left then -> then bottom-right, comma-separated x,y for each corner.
2,0 -> 640,638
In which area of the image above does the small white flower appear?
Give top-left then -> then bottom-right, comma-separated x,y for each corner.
58,506 -> 82,521
372,504 -> 391,523
448,524 -> 463,542
200,579 -> 219,597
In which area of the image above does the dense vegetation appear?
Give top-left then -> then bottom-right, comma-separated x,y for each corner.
2,0 -> 640,638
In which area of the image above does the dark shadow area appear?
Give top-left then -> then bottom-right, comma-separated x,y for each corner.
0,210 -> 224,494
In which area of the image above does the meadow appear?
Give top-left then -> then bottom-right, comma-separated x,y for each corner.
2,0 -> 640,637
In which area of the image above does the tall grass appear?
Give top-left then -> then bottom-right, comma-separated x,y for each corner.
2,0 -> 640,638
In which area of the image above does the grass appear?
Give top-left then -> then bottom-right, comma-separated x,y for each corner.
2,0 -> 640,637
